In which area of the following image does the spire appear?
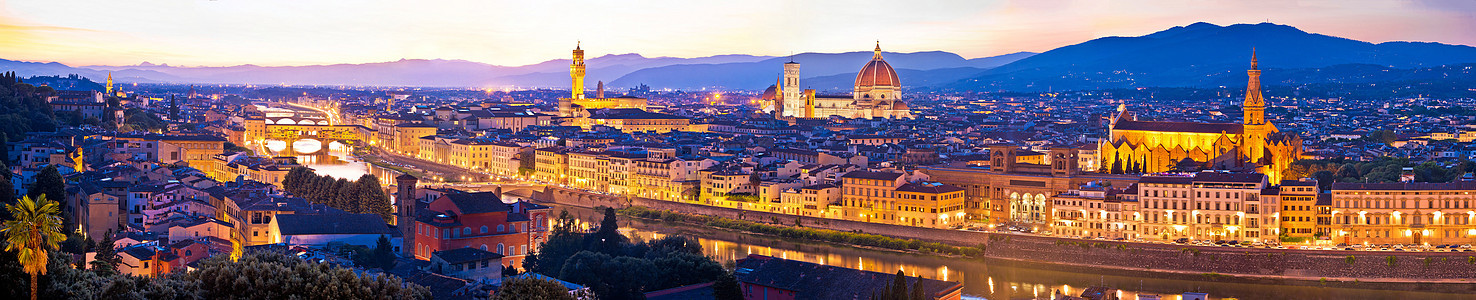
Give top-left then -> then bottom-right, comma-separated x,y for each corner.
576,40 -> 581,51
873,41 -> 883,59
1251,48 -> 1258,70
1243,49 -> 1266,125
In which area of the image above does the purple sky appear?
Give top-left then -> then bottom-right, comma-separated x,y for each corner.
1,0 -> 1473,67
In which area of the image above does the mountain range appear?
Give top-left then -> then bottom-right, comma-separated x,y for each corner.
948,22 -> 1476,91
4,21 -> 1476,93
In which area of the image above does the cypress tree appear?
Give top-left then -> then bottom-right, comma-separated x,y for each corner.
373,234 -> 395,269
910,275 -> 925,300
1110,156 -> 1123,174
0,133 -> 9,166
91,232 -> 118,277
889,270 -> 907,300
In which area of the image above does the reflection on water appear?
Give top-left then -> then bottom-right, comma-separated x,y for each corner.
550,205 -> 1470,300
264,143 -> 368,180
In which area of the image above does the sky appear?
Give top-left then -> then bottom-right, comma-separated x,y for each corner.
1,0 -> 1473,67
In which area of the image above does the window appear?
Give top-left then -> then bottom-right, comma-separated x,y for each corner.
497,243 -> 505,254
498,225 -> 505,232
480,226 -> 488,234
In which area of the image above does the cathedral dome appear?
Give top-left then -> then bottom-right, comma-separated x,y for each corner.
761,84 -> 778,100
855,44 -> 900,89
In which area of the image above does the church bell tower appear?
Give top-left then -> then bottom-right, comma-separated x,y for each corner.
1243,49 -> 1266,126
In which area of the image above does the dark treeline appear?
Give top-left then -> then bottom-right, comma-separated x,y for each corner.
0,249 -> 430,299
1286,157 -> 1475,190
0,71 -> 59,141
523,208 -> 736,300
281,167 -> 393,221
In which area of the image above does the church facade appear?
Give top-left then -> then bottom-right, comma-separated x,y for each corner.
766,43 -> 912,120
1099,52 -> 1302,182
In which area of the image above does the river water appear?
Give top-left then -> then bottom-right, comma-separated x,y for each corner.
550,205 -> 1467,300
308,150 -> 1467,300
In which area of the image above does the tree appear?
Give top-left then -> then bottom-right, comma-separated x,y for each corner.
1313,170 -> 1335,191
0,133 -> 9,166
649,252 -> 724,290
168,95 -> 180,121
1121,155 -> 1134,174
889,270 -> 908,300
373,234 -> 396,269
1171,158 -> 1201,173
28,166 -> 67,225
1,195 -> 68,300
90,233 -> 118,277
334,178 -> 361,213
527,211 -> 584,276
713,272 -> 742,300
559,251 -> 612,296
492,276 -> 576,300
588,207 -> 626,255
598,256 -> 657,300
1336,163 -> 1360,180
0,174 -> 14,220
910,274 -> 926,300
185,251 -> 430,299
357,174 -> 393,221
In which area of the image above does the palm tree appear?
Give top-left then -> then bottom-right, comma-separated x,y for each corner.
1,195 -> 67,300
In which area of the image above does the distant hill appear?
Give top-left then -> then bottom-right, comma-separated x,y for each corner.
947,22 -> 1476,92
0,49 -> 1031,90
608,51 -> 1031,91
23,75 -> 105,92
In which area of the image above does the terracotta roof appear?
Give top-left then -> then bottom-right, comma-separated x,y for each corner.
432,248 -> 504,264
895,182 -> 965,194
1191,172 -> 1265,183
1113,119 -> 1242,134
1333,181 -> 1476,191
734,254 -> 961,300
855,56 -> 900,88
1138,176 -> 1192,184
841,171 -> 904,181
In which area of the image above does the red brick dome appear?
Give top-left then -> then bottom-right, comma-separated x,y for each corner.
855,44 -> 900,89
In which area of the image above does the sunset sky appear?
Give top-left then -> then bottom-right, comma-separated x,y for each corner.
2,0 -> 1473,67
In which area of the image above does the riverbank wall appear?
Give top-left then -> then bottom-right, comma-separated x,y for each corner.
535,187 -> 1476,285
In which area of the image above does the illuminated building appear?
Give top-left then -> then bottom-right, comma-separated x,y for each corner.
1136,172 -> 1278,243
838,171 -> 967,228
1099,51 -> 1302,182
1273,179 -> 1320,241
920,145 -> 1139,227
1330,182 -> 1476,245
770,43 -> 912,120
557,43 -> 647,119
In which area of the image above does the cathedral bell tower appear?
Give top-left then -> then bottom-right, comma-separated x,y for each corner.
782,60 -> 801,117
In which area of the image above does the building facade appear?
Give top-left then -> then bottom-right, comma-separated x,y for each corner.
1100,53 -> 1302,182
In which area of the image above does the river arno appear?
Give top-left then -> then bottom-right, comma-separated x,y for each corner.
551,205 -> 1467,300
